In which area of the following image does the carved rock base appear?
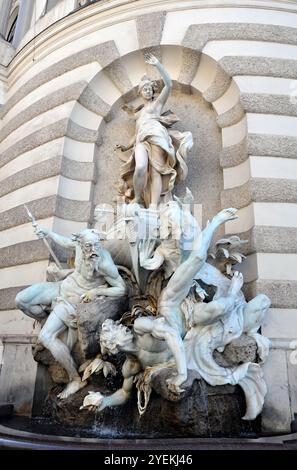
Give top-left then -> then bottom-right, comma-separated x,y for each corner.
43,377 -> 260,438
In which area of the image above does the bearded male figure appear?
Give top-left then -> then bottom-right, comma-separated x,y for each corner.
16,228 -> 127,399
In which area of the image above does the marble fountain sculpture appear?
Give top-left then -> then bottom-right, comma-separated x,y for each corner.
15,54 -> 271,438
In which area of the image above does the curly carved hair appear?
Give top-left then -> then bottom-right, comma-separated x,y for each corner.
100,319 -> 134,355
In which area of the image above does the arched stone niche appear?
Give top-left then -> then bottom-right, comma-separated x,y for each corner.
93,87 -> 223,228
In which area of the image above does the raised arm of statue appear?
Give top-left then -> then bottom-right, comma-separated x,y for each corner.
144,53 -> 172,110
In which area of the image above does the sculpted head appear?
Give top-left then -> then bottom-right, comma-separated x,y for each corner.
100,319 -> 134,355
73,229 -> 104,261
138,75 -> 157,101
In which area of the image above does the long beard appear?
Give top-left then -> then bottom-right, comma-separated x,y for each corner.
83,256 -> 99,278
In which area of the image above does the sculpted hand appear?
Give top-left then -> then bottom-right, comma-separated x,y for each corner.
80,391 -> 110,413
144,52 -> 159,66
166,374 -> 187,395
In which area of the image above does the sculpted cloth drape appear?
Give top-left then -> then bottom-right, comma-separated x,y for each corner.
118,111 -> 193,206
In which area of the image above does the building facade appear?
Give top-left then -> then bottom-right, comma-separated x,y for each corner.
0,0 -> 297,433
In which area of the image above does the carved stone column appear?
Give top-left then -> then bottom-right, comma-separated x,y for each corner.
0,0 -> 13,40
12,0 -> 35,48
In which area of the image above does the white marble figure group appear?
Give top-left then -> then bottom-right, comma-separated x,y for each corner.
16,54 -> 271,421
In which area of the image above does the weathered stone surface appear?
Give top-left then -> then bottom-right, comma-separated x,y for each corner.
220,138 -> 248,168
77,295 -> 129,360
96,40 -> 120,69
0,44 -> 112,120
203,65 -> 231,103
61,157 -> 95,182
0,195 -> 57,231
41,332 -> 261,437
105,60 -> 133,95
262,349 -> 291,433
0,403 -> 14,417
243,279 -> 297,309
136,12 -> 166,50
0,82 -> 86,142
151,368 -> 201,402
0,286 -> 27,311
33,344 -> 69,385
241,93 -> 297,117
221,180 -> 250,209
220,56 -> 297,80
248,134 -> 297,159
79,85 -> 111,117
0,239 -> 49,269
182,23 -> 297,52
0,343 -> 37,415
221,177 -> 297,209
0,156 -> 62,199
55,196 -> 92,222
216,102 -> 245,129
178,48 -> 201,85
227,226 -> 297,255
0,119 -> 68,168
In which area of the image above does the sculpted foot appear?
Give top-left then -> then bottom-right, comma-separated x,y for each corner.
57,379 -> 87,399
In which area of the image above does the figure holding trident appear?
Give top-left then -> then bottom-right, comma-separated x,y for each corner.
116,53 -> 193,209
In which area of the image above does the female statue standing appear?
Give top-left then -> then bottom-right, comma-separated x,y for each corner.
116,53 -> 192,209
